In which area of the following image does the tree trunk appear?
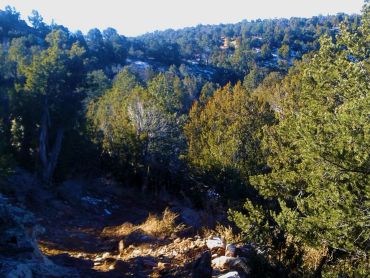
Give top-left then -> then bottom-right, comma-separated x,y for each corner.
39,98 -> 64,184
141,165 -> 150,193
39,103 -> 49,172
42,128 -> 64,183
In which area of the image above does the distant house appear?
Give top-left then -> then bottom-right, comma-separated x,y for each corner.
220,36 -> 240,50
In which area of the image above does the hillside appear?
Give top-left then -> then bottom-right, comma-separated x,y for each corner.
0,3 -> 369,277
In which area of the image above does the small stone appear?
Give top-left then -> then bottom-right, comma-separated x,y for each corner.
218,271 -> 241,278
76,253 -> 85,258
102,252 -> 111,259
94,256 -> 103,262
225,244 -> 237,257
206,237 -> 225,251
118,240 -> 125,253
157,262 -> 171,269
174,238 -> 181,244
211,256 -> 234,269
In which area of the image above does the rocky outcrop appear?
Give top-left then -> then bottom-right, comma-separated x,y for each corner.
192,250 -> 212,278
204,236 -> 252,277
0,194 -> 79,277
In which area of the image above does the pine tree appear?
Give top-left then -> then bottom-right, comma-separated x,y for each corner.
185,82 -> 274,199
231,4 -> 370,275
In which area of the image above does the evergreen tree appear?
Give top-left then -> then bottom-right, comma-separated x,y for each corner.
185,82 -> 274,199
231,4 -> 370,276
19,30 -> 86,183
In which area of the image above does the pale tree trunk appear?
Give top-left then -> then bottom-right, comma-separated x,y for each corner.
39,99 -> 64,184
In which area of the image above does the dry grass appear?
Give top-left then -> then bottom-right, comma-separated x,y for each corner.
201,223 -> 243,244
140,208 -> 186,238
102,208 -> 186,239
302,245 -> 329,271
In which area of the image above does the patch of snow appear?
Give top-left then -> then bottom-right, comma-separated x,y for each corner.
104,209 -> 112,215
81,196 -> 103,206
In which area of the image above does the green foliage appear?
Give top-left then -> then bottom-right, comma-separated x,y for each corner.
11,30 -> 87,181
147,73 -> 184,113
185,82 -> 275,199
134,14 -> 359,77
232,5 -> 370,276
199,81 -> 218,105
83,70 -> 111,106
278,44 -> 290,59
87,68 -> 186,190
0,126 -> 14,177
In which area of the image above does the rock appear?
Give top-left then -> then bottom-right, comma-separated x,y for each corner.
57,180 -> 83,205
122,229 -> 157,247
76,253 -> 85,258
94,255 -> 107,262
212,256 -> 234,269
218,271 -> 241,278
157,262 -> 171,269
109,259 -> 129,272
172,206 -> 202,229
236,244 -> 255,258
174,238 -> 181,244
225,244 -> 237,257
5,169 -> 38,204
206,237 -> 225,251
0,196 -> 79,277
181,207 -> 202,228
192,250 -> 212,278
118,239 -> 125,254
5,263 -> 33,278
227,258 -> 251,275
142,258 -> 158,268
134,257 -> 157,269
212,256 -> 251,275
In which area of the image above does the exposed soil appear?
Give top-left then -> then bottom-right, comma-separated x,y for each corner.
31,179 -> 205,277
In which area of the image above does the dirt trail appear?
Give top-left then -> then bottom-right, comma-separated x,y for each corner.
34,181 -> 202,277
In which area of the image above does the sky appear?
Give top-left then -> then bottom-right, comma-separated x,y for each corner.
0,0 -> 365,37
